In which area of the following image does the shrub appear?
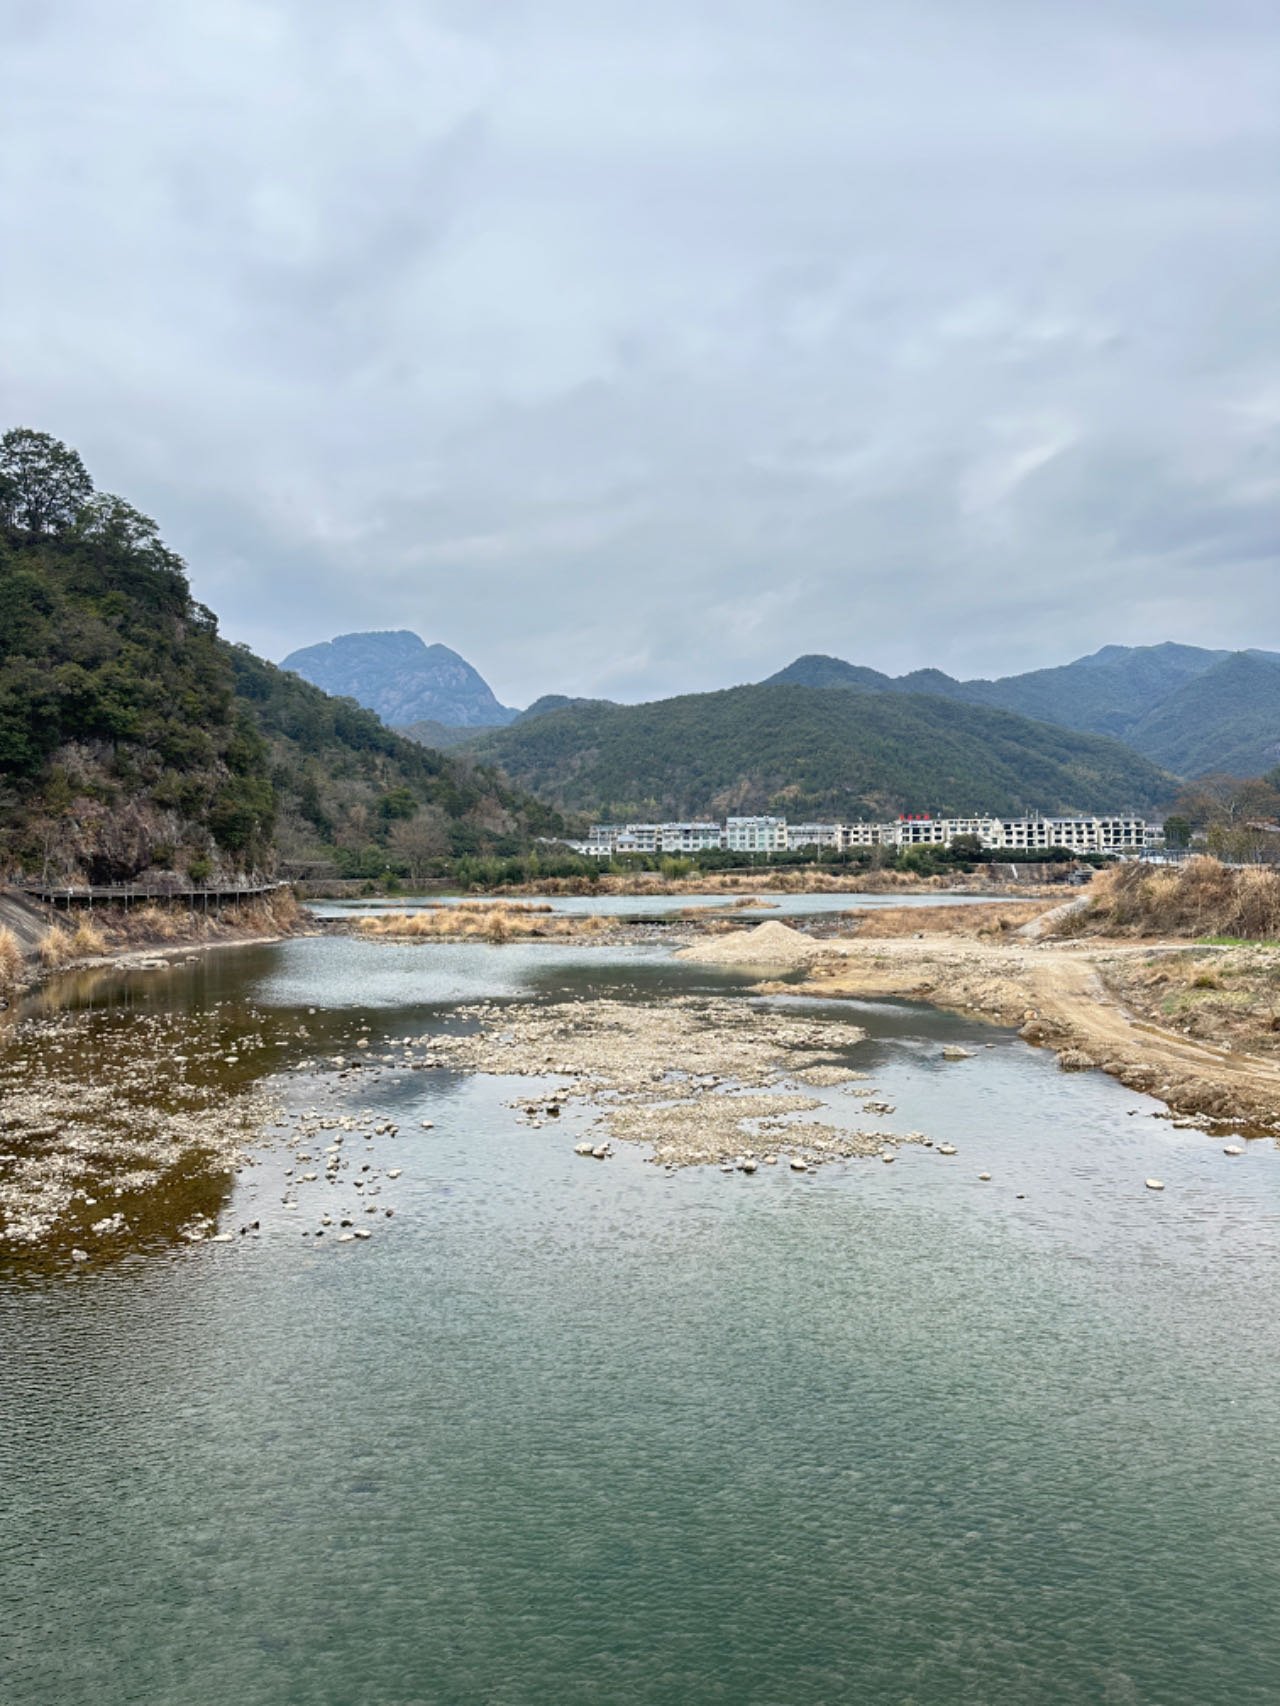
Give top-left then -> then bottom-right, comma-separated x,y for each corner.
1060,858 -> 1280,941
0,925 -> 24,988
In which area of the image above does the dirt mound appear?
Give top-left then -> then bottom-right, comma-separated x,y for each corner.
676,920 -> 823,967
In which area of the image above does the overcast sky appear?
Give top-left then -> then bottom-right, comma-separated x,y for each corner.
3,0 -> 1279,706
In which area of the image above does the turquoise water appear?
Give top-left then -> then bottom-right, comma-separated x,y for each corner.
3,936 -> 1280,1705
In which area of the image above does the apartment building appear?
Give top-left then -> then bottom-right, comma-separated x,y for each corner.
786,823 -> 842,850
566,812 -> 1150,857
724,816 -> 788,853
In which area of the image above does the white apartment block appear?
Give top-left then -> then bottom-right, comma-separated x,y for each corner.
786,823 -> 842,850
724,816 -> 788,853
565,813 -> 1149,858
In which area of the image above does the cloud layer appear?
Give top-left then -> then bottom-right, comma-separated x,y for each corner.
3,0 -> 1278,704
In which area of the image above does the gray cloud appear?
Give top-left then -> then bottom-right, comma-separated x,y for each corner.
2,0 -> 1278,705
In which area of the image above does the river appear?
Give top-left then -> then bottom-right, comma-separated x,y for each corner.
2,916 -> 1279,1705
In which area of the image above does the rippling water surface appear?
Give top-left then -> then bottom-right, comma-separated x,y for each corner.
3,933 -> 1280,1705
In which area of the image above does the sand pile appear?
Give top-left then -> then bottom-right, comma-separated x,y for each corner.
676,920 -> 824,968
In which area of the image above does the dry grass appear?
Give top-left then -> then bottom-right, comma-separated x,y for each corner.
1059,858 -> 1280,941
69,918 -> 107,956
847,901 -> 1055,939
35,917 -> 109,968
359,903 -> 611,943
38,927 -> 77,968
0,926 -> 25,990
33,888 -> 305,965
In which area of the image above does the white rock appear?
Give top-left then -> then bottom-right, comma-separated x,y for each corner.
978,1172 -> 991,1181
1145,1178 -> 1165,1191
881,1151 -> 895,1163
70,1248 -> 89,1262
789,1158 -> 808,1172
938,1143 -> 958,1156
1223,1145 -> 1244,1156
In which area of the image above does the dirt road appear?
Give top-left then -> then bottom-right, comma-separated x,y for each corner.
790,933 -> 1280,1132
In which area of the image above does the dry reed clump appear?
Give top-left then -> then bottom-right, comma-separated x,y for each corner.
69,918 -> 107,956
34,917 -> 109,969
1060,858 -> 1280,941
847,901 -> 1054,939
358,905 -> 611,943
0,926 -> 25,990
38,927 -> 77,968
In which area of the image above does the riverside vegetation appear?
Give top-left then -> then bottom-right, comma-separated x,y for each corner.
0,429 -> 565,891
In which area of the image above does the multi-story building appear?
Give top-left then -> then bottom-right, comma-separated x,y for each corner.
658,822 -> 725,853
565,812 -> 1149,858
786,823 -> 842,850
839,821 -> 895,848
724,816 -> 788,854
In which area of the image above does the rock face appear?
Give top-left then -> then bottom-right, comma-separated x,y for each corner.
281,631 -> 518,729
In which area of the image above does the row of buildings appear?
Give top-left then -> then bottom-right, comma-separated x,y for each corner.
564,813 -> 1156,857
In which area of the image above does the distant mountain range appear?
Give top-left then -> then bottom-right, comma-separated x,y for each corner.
282,631 -> 519,728
764,643 -> 1280,777
281,631 -> 1280,819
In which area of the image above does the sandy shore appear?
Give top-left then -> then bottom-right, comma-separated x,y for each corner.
770,930 -> 1280,1134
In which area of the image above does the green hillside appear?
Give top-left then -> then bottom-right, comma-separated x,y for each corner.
958,643 -> 1237,739
0,429 -> 562,883
765,643 -> 1280,775
1126,653 -> 1280,777
469,683 -> 1175,820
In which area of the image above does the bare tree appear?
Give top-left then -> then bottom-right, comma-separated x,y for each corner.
388,808 -> 452,879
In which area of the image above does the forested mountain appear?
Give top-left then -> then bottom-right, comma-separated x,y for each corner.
0,430 -> 562,882
467,683 -> 1174,821
1125,653 -> 1280,778
764,643 -> 1280,775
283,630 -> 518,728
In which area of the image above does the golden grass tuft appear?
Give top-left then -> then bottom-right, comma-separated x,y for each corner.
69,918 -> 108,957
38,927 -> 76,968
0,925 -> 25,989
848,901 -> 1055,939
359,904 -> 610,943
1058,858 -> 1280,942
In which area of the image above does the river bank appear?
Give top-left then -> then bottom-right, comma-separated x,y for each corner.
0,887 -> 310,1001
747,921 -> 1280,1134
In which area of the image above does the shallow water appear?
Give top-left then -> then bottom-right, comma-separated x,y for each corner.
3,934 -> 1280,1705
308,887 -> 1022,920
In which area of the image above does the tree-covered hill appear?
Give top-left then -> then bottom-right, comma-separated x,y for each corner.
1124,652 -> 1280,778
467,682 -> 1176,820
765,643 -> 1280,775
0,429 -> 563,882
